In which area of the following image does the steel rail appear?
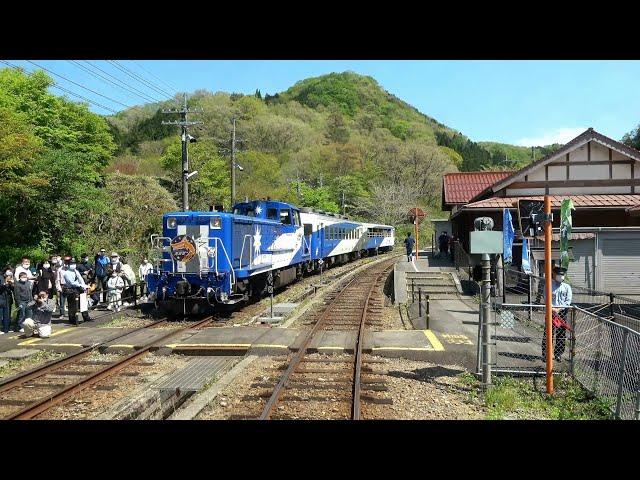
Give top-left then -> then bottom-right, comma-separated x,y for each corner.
352,264 -> 393,420
4,317 -> 213,420
259,259 -> 394,420
259,276 -> 359,419
0,318 -> 169,394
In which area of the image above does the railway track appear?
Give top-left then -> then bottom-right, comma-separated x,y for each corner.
231,258 -> 396,420
0,316 -> 215,420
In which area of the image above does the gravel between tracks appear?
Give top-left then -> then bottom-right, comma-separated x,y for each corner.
196,353 -> 485,420
35,353 -> 191,420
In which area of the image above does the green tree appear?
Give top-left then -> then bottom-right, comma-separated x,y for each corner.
161,138 -> 229,210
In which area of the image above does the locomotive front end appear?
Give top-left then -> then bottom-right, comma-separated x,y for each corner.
146,212 -> 236,315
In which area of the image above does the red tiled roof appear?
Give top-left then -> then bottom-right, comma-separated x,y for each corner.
462,194 -> 640,210
443,171 -> 515,205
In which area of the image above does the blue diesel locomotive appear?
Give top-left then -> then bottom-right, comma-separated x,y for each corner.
145,200 -> 394,315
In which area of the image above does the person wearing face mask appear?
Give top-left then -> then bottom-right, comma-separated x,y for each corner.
107,270 -> 125,312
13,272 -> 34,332
77,254 -> 94,283
108,252 -> 123,275
138,258 -> 153,299
36,259 -> 56,300
14,257 -> 36,285
3,270 -> 15,326
62,258 -> 91,325
0,271 -> 13,334
94,249 -> 110,304
55,256 -> 71,315
542,265 -> 573,362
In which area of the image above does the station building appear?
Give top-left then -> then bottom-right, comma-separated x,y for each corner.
442,128 -> 640,296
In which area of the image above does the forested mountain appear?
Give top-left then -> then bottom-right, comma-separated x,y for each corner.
5,67 -> 632,265
106,72 -> 552,227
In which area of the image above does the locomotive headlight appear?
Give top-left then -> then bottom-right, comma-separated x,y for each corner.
210,216 -> 222,229
167,217 -> 177,229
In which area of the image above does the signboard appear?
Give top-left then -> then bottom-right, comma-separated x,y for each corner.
170,235 -> 197,263
470,231 -> 503,254
517,199 -> 545,237
408,207 -> 425,225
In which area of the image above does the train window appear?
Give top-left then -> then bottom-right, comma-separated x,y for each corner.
267,208 -> 278,220
280,209 -> 292,225
293,210 -> 301,226
304,223 -> 313,236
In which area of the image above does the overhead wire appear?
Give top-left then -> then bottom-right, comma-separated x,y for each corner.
83,60 -> 165,104
130,60 -> 180,97
67,60 -> 159,105
0,60 -> 119,114
108,60 -> 176,100
26,60 -> 133,110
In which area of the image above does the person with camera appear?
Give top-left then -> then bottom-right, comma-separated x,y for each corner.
23,291 -> 54,338
62,259 -> 91,326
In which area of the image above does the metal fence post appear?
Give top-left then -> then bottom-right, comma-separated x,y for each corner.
635,390 -> 640,421
570,308 -> 576,378
614,329 -> 630,419
528,274 -> 532,321
594,322 -> 604,394
411,279 -> 415,303
610,293 -> 615,319
418,288 -> 422,318
426,295 -> 430,330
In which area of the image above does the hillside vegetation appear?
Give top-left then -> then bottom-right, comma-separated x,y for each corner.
7,66 -> 624,265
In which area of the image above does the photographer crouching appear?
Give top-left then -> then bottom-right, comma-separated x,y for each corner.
23,291 -> 54,338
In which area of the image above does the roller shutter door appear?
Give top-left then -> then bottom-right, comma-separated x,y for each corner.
601,237 -> 640,295
566,239 -> 595,290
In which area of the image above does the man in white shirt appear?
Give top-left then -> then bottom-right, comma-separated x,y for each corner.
63,259 -> 91,325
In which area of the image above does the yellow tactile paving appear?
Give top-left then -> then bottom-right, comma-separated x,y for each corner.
440,333 -> 473,345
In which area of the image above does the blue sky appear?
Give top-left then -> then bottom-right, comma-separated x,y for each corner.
7,60 -> 640,146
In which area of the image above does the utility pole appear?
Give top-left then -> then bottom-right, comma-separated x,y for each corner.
231,117 -> 237,207
544,195 -> 554,394
342,192 -> 346,216
296,171 -> 302,199
162,93 -> 203,211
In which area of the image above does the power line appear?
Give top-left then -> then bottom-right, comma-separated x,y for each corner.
108,60 -> 175,100
83,60 -> 164,104
68,60 -> 158,105
26,60 -> 132,110
1,60 -> 119,114
130,60 -> 180,97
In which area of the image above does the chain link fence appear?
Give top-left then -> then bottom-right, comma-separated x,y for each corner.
572,306 -> 640,420
489,303 -> 572,373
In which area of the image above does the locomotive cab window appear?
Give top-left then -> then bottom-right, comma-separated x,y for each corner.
267,208 -> 278,220
280,209 -> 292,225
293,210 -> 301,226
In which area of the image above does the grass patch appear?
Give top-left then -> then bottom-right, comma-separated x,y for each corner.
460,373 -> 612,420
0,350 -> 65,379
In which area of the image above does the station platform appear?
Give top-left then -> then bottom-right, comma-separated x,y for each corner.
1,324 -> 446,361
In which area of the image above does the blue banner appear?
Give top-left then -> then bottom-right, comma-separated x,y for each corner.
503,208 -> 515,263
522,237 -> 532,275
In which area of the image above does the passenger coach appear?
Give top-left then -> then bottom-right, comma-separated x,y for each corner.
145,200 -> 394,315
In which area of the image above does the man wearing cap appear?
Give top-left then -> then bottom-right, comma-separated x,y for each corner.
542,265 -> 572,362
63,258 -> 91,325
94,249 -> 110,304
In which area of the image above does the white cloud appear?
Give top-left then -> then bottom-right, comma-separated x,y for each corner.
515,127 -> 588,147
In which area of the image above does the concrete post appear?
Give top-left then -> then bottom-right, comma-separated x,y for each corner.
481,253 -> 492,388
